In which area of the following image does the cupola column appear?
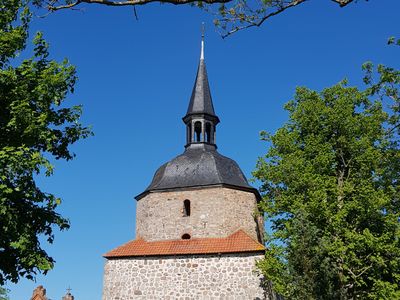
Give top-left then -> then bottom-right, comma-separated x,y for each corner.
201,121 -> 205,142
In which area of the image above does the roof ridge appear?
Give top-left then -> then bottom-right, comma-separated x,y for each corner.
209,150 -> 224,184
231,229 -> 265,248
103,237 -> 144,257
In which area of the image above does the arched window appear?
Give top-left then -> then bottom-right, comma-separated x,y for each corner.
194,121 -> 202,142
183,199 -> 191,217
205,123 -> 211,143
181,233 -> 191,240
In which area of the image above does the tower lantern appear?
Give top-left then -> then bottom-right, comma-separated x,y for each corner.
183,28 -> 219,148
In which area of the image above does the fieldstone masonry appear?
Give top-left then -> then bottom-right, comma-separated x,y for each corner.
103,253 -> 267,300
136,187 -> 262,242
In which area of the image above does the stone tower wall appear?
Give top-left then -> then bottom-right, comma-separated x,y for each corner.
102,253 -> 267,300
136,187 -> 261,242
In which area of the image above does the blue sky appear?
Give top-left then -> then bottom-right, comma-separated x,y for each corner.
6,0 -> 400,299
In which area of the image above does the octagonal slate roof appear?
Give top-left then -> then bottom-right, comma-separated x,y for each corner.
135,146 -> 257,199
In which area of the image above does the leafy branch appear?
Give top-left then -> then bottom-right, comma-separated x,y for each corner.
37,0 -> 359,37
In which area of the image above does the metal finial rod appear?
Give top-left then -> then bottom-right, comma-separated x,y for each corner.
200,22 -> 205,60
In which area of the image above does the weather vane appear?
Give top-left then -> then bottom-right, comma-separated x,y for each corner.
66,286 -> 72,294
201,22 -> 205,40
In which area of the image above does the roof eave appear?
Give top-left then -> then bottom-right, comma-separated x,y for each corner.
135,183 -> 261,201
182,113 -> 220,124
104,249 -> 266,259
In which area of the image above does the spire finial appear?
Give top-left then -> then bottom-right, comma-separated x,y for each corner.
200,22 -> 205,60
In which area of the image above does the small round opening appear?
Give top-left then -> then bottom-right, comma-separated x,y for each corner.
181,233 -> 191,240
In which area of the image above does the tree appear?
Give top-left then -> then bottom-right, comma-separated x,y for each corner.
0,0 -> 91,284
0,287 -> 9,300
35,0 -> 361,37
253,75 -> 400,298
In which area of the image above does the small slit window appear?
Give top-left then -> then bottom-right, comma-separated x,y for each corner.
181,233 -> 191,240
183,199 -> 191,217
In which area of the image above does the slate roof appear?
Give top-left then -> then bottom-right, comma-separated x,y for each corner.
186,59 -> 217,118
136,146 -> 257,199
103,230 -> 265,258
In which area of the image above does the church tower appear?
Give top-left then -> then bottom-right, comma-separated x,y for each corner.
102,35 -> 267,300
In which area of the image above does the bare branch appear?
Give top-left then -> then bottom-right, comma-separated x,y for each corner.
331,0 -> 356,7
347,264 -> 373,279
48,0 -> 230,11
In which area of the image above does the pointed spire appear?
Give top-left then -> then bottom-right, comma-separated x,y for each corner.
186,60 -> 216,117
185,23 -> 218,119
62,287 -> 74,300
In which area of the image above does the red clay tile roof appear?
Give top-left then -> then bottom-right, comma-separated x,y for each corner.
104,230 -> 265,258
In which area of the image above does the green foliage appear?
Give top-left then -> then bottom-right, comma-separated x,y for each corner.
0,0 -> 91,284
254,74 -> 400,298
388,36 -> 400,47
194,0 -> 362,37
0,286 -> 9,300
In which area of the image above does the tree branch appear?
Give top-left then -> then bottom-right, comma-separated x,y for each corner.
222,0 -> 307,38
48,0 -> 230,11
331,0 -> 356,7
47,0 -> 357,12
46,0 -> 359,37
221,0 -> 358,38
347,263 -> 373,279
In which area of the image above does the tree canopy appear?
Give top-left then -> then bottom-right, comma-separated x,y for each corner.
254,54 -> 400,298
0,0 -> 91,284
